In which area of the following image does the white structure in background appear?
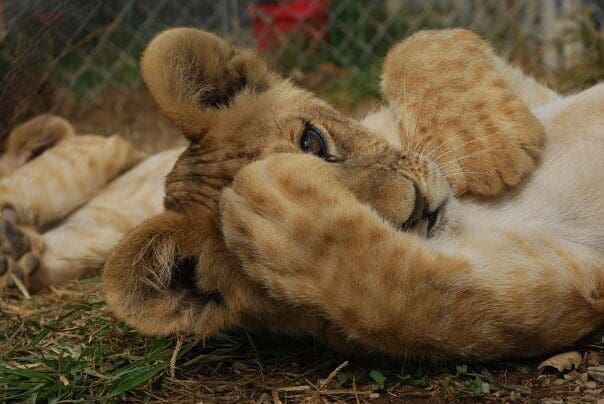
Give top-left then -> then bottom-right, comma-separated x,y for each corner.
385,0 -> 588,73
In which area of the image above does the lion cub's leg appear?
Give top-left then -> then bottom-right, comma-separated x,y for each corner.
221,153 -> 604,359
382,29 -> 546,198
27,148 -> 182,292
0,135 -> 145,293
0,135 -> 145,228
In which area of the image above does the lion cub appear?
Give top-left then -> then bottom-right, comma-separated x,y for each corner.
102,28 -> 602,360
1,28 -> 601,360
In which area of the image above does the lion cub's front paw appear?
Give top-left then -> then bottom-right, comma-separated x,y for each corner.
221,154 -> 347,283
383,29 -> 545,198
221,153 -> 390,300
222,154 -> 330,274
435,128 -> 543,198
0,209 -> 44,295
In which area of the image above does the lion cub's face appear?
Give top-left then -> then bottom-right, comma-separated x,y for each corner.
103,28 -> 449,340
166,88 -> 450,236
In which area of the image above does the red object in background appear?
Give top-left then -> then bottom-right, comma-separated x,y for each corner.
249,0 -> 330,51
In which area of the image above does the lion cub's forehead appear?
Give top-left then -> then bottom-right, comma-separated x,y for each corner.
179,83 -> 392,168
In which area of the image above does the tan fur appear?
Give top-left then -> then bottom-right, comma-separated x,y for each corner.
103,28 -> 602,359
29,148 -> 181,291
2,28 -> 602,360
0,114 -> 75,177
0,132 -> 146,289
0,135 -> 145,227
382,30 -> 545,197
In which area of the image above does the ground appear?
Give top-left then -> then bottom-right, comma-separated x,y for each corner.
1,279 -> 603,402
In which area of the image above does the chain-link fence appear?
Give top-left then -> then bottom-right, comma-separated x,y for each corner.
1,0 -> 603,144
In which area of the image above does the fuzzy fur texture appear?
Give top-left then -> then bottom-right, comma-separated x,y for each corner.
0,114 -> 75,177
0,123 -> 147,289
1,28 -> 602,360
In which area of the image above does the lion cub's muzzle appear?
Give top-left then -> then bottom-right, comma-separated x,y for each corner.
336,156 -> 450,238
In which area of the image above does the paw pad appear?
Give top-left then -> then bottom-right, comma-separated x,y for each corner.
0,220 -> 41,295
0,218 -> 30,259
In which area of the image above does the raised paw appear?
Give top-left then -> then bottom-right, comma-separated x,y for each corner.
0,212 -> 43,295
222,154 -> 334,270
220,153 -> 390,296
382,29 -> 545,198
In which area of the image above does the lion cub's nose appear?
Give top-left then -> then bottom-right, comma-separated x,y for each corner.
401,184 -> 443,236
402,183 -> 425,230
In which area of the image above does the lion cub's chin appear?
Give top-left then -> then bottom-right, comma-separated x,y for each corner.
429,198 -> 464,240
427,214 -> 450,239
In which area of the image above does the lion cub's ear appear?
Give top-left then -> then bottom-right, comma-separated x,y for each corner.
141,28 -> 280,140
0,114 -> 75,176
382,29 -> 545,197
103,210 -> 232,337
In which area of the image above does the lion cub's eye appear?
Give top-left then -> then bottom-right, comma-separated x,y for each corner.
300,126 -> 327,159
